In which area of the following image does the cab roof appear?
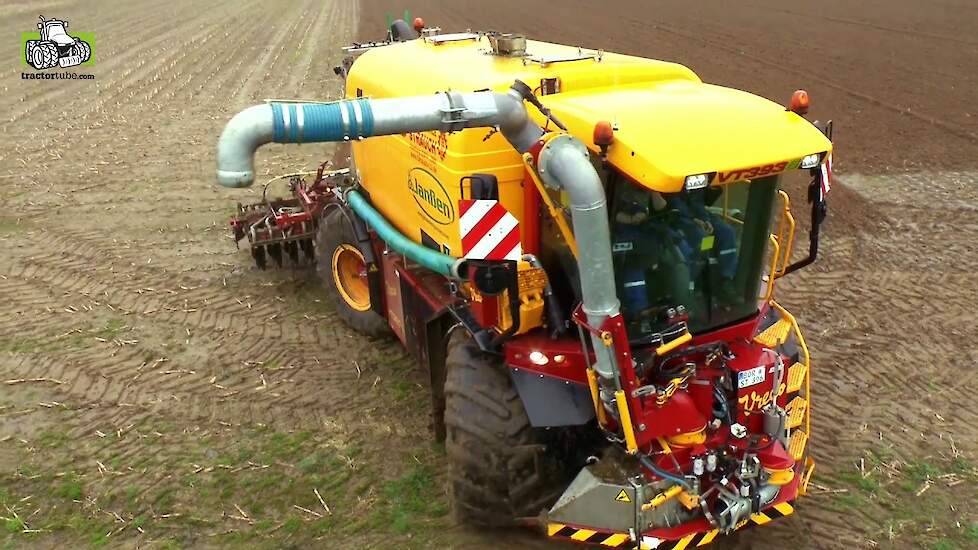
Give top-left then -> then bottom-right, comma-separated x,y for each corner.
351,34 -> 832,192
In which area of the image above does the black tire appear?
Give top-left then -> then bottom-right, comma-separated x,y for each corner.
315,208 -> 389,337
390,19 -> 418,42
29,42 -> 58,70
24,40 -> 38,67
73,40 -> 91,63
445,333 -> 582,526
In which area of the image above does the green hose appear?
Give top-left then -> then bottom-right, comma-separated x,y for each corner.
346,190 -> 462,278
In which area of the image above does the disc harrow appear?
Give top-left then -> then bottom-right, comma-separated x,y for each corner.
230,163 -> 350,269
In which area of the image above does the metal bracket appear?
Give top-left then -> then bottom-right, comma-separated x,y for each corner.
439,91 -> 468,132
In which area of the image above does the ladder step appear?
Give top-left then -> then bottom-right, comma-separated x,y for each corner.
754,318 -> 792,348
786,396 -> 807,429
788,429 -> 808,461
786,362 -> 808,394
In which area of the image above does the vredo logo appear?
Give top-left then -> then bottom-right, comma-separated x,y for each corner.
717,161 -> 788,184
23,16 -> 94,70
408,168 -> 455,225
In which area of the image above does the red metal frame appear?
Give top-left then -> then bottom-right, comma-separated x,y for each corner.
521,167 -> 541,256
229,162 -> 341,249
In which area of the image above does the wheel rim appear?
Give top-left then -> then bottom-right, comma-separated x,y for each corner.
331,244 -> 371,312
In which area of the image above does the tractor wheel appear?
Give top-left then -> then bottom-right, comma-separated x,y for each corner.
29,42 -> 58,70
316,208 -> 389,337
24,40 -> 38,67
73,40 -> 92,63
445,333 -> 579,526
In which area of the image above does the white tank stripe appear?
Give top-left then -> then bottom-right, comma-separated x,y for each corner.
339,102 -> 350,139
295,104 -> 304,143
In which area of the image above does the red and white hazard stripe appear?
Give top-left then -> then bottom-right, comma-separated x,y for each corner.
459,199 -> 522,261
819,152 -> 832,200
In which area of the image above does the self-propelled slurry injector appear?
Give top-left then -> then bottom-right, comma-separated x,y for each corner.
216,20 -> 833,548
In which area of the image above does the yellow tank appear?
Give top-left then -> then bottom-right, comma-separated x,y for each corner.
345,33 -> 831,257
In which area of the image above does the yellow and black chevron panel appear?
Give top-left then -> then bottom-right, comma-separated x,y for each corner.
547,524 -> 630,547
654,531 -> 718,549
547,501 -> 795,549
748,500 -> 795,526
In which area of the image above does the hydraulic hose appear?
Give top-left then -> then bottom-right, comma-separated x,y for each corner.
638,454 -> 691,490
346,189 -> 465,279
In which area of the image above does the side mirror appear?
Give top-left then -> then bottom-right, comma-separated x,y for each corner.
779,120 -> 832,278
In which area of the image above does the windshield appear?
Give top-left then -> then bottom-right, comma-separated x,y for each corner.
609,175 -> 778,339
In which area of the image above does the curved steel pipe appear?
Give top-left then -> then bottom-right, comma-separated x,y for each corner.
216,89 -> 541,188
537,134 -> 622,380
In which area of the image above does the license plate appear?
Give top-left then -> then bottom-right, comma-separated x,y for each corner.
738,366 -> 766,388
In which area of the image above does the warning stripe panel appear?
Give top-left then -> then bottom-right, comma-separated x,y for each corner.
547,524 -> 627,547
461,203 -> 507,252
458,199 -> 522,261
547,501 -> 795,549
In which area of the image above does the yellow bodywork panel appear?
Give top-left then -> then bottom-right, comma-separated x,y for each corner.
346,34 -> 831,254
542,81 -> 832,192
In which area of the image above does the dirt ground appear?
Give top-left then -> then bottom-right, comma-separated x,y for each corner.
1,0 -> 977,549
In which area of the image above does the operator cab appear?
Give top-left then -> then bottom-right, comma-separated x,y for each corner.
609,173 -> 778,340
540,161 -> 780,342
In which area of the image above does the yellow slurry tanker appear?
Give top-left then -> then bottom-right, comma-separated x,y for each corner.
216,20 -> 833,549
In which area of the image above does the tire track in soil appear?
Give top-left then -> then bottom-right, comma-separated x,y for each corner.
764,174 -> 978,547
9,222 -> 317,333
0,1 -> 401,547
0,269 -> 383,459
2,228 -> 395,431
283,0 -> 339,97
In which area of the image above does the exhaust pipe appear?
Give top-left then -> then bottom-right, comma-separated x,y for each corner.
215,82 -> 622,378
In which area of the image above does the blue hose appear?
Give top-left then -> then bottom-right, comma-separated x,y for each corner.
346,190 -> 461,278
271,100 -> 375,143
638,454 -> 691,489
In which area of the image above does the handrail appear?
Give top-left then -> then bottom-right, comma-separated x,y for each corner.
763,234 -> 781,303
769,300 -> 812,439
774,190 -> 797,279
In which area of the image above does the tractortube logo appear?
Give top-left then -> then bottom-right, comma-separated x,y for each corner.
22,15 -> 95,75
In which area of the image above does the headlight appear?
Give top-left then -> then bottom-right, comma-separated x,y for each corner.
684,173 -> 712,190
799,153 -> 821,169
529,351 -> 549,365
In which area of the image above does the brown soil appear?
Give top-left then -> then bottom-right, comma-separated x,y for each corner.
359,0 -> 978,175
1,1 -> 976,549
